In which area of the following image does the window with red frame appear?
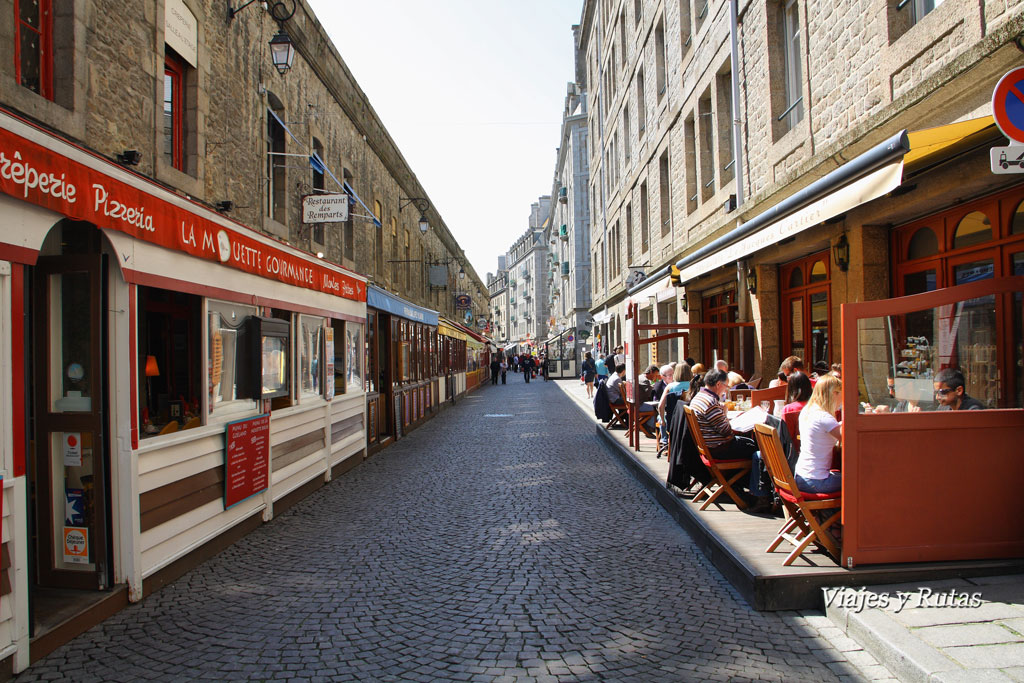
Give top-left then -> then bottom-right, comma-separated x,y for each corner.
15,0 -> 53,99
163,51 -> 186,171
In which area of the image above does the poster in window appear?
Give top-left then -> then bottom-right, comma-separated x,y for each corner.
324,326 -> 335,400
791,299 -> 804,344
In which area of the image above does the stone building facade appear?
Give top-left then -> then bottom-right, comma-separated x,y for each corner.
505,197 -> 552,350
0,0 -> 486,319
546,73 -> 593,362
578,0 -> 1024,383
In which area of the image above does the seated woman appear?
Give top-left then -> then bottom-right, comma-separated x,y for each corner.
794,375 -> 843,493
780,371 -> 813,442
657,362 -> 692,444
726,371 -> 747,388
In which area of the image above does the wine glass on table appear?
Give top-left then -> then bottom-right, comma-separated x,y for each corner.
760,400 -> 771,414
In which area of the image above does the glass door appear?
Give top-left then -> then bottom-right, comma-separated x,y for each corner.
32,255 -> 110,590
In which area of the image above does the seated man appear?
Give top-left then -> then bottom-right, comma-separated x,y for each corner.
606,363 -> 627,404
688,369 -> 758,463
652,364 -> 674,402
636,364 -> 661,431
933,367 -> 985,411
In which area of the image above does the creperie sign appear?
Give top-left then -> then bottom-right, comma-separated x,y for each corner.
0,123 -> 365,302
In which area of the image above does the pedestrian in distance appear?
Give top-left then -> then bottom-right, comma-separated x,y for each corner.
500,358 -> 508,384
522,354 -> 534,383
582,352 -> 598,399
489,357 -> 501,385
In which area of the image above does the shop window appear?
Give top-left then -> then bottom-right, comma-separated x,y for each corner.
263,311 -> 292,410
908,226 -> 939,260
163,50 -> 186,172
809,259 -> 827,283
137,286 -> 202,439
1012,200 -> 1024,235
16,0 -> 52,99
208,299 -> 259,419
780,251 -> 831,368
365,311 -> 377,394
857,290 -> 1004,413
953,211 -> 992,250
298,315 -> 324,399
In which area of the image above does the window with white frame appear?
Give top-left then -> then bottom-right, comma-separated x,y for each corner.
298,315 -> 324,399
208,299 -> 259,419
779,0 -> 803,132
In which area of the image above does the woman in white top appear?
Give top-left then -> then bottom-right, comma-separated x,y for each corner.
794,375 -> 843,493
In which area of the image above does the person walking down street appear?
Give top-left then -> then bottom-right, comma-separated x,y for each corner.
582,352 -> 598,398
511,355 -> 519,373
522,355 -> 534,383
489,357 -> 501,385
595,354 -> 609,384
500,358 -> 508,384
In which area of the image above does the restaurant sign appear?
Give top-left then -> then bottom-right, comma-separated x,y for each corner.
0,115 -> 365,302
302,193 -> 349,223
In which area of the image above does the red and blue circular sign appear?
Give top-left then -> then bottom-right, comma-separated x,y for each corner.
993,67 -> 1024,144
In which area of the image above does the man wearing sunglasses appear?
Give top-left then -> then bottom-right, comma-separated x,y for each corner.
933,368 -> 985,411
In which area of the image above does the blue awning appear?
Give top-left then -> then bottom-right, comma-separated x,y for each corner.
367,286 -> 438,326
344,181 -> 382,228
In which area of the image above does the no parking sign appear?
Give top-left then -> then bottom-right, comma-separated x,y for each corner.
990,68 -> 1024,174
993,67 -> 1024,144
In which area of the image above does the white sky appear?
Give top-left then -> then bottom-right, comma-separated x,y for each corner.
308,0 -> 584,281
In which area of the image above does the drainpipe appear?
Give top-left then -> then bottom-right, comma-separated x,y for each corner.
729,0 -> 744,209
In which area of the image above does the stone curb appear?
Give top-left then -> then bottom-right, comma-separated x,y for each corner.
827,593 -> 960,682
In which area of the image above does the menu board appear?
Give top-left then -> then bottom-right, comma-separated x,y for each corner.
224,414 -> 270,509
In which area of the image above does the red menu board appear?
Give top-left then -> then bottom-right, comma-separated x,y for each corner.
224,414 -> 270,509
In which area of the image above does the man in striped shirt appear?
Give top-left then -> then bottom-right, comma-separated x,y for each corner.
689,369 -> 757,462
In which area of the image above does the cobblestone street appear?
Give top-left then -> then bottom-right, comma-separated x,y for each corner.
21,379 -> 863,681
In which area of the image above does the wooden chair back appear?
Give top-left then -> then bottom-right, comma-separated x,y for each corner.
753,422 -> 799,500
747,375 -> 763,389
753,421 -> 841,564
751,385 -> 787,414
682,406 -> 710,462
683,405 -> 751,510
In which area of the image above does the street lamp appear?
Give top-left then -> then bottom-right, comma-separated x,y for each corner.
268,30 -> 295,75
399,197 -> 431,234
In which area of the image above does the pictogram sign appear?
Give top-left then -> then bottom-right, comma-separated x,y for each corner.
992,67 -> 1024,144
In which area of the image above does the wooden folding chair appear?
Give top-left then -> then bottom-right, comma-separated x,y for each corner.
753,422 -> 841,565
606,401 -> 629,430
632,403 -> 657,440
682,406 -> 751,510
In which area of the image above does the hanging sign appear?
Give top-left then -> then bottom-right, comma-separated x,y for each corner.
302,193 -> 349,223
455,294 -> 471,310
224,413 -> 270,509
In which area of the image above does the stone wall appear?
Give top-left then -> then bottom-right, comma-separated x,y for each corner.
1,0 -> 485,320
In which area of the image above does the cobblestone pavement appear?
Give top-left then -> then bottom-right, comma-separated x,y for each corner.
22,378 -> 872,682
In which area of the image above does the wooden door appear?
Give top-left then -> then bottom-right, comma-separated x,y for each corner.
32,255 -> 111,590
